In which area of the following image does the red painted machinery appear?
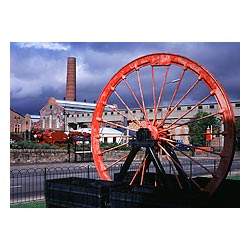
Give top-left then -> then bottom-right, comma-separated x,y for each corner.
32,129 -> 90,146
91,53 -> 236,196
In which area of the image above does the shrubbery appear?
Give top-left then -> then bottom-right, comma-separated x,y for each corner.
10,140 -> 60,150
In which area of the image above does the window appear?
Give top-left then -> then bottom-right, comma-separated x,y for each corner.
177,107 -> 181,110
42,117 -> 46,129
14,125 -> 17,133
209,105 -> 214,109
49,115 -> 52,129
198,105 -> 203,109
14,124 -> 20,133
56,116 -> 60,129
50,105 -> 52,109
235,103 -> 240,107
187,106 -> 191,110
149,109 -> 153,113
133,110 -> 136,113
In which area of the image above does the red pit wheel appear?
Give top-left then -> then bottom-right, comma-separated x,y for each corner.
91,53 -> 235,195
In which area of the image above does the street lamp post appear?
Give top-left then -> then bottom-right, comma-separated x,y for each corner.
63,110 -> 66,132
166,78 -> 180,84
63,110 -> 70,132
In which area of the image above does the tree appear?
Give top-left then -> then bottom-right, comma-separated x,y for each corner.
188,111 -> 221,146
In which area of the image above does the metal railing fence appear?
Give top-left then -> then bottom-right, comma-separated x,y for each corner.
10,158 -> 240,204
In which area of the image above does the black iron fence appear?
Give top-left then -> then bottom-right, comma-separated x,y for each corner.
10,165 -> 135,204
10,158 -> 240,204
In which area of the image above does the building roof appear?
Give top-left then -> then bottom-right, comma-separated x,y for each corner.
56,99 -> 113,113
78,127 -> 123,135
30,115 -> 40,122
10,108 -> 25,118
99,127 -> 123,135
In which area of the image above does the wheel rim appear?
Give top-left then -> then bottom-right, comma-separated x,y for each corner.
91,53 -> 235,195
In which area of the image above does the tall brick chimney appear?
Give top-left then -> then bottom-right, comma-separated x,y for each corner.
65,57 -> 76,101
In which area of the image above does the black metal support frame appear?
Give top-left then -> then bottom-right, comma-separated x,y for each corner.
115,128 -> 188,190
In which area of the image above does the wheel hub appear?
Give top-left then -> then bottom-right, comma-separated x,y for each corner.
147,124 -> 159,140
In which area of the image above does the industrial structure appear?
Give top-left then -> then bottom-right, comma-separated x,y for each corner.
10,52 -> 240,205
90,53 -> 238,196
10,56 -> 240,148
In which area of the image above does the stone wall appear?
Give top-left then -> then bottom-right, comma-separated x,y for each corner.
10,149 -> 144,165
102,150 -> 145,162
10,149 -> 71,164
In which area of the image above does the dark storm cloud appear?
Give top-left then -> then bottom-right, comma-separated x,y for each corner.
10,42 -> 240,115
195,43 -> 240,101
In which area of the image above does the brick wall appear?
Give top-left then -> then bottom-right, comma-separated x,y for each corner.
10,109 -> 25,133
40,97 -> 65,131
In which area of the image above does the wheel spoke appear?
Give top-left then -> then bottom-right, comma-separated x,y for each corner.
194,146 -> 220,155
166,110 -> 224,131
167,132 -> 223,137
161,145 -> 183,189
105,102 -> 142,128
123,78 -> 146,118
158,143 -> 202,190
97,117 -> 137,132
129,160 -> 144,185
158,78 -> 200,127
140,157 -> 148,185
158,137 -> 178,144
164,69 -> 186,118
164,91 -> 214,130
151,66 -> 157,118
101,142 -> 129,155
159,136 -> 222,156
111,90 -> 144,127
153,66 -> 170,124
104,153 -> 130,170
166,140 -> 215,176
136,70 -> 149,123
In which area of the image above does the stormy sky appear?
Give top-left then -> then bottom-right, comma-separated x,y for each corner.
10,42 -> 240,116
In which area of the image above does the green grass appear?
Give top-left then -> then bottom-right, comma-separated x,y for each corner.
10,200 -> 46,208
226,175 -> 240,180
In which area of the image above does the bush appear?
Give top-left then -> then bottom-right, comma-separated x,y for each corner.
10,140 -> 59,150
40,143 -> 52,149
